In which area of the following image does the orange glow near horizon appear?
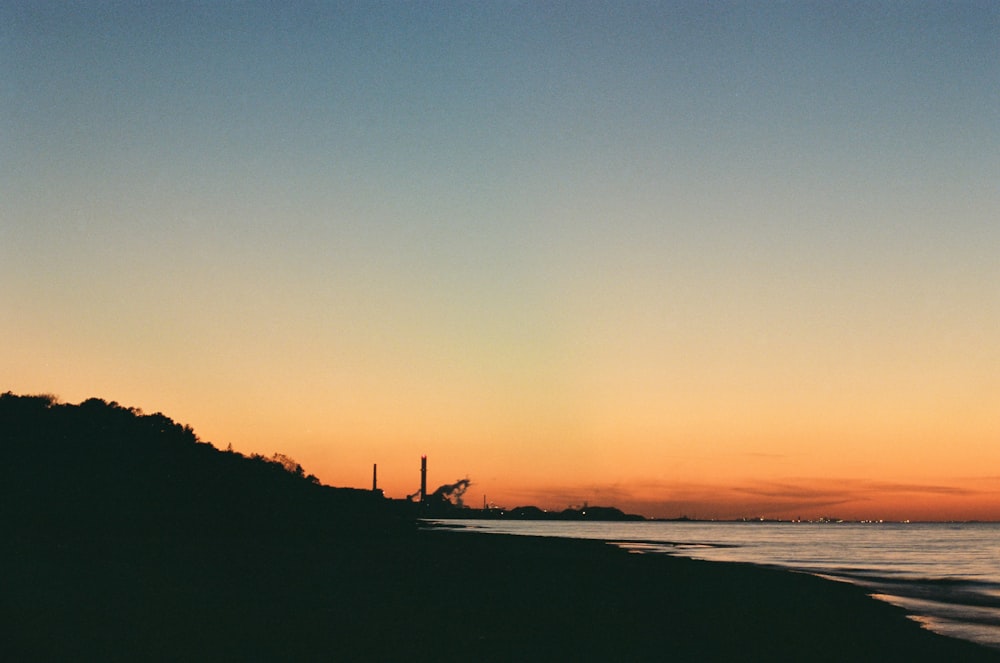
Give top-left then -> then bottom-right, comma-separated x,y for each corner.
10,379 -> 996,522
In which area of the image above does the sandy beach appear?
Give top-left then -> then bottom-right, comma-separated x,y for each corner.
6,525 -> 999,662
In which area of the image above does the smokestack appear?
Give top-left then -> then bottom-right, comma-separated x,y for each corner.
420,455 -> 427,504
372,463 -> 377,492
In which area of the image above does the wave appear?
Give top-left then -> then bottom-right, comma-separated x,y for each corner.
817,570 -> 1000,609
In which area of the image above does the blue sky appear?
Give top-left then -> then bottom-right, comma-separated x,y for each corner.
3,1 -> 998,518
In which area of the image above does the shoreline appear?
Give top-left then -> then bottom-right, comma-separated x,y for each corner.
426,517 -> 1000,653
6,526 -> 1000,662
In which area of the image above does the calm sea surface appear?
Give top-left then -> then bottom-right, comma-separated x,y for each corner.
432,519 -> 1000,651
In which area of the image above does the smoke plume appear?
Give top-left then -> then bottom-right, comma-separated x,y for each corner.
432,478 -> 471,506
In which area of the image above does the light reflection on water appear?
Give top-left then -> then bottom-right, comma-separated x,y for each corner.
432,520 -> 1000,651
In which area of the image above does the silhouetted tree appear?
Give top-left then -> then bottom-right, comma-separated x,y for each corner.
272,452 -> 305,477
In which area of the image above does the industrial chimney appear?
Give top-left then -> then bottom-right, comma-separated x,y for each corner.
420,455 -> 427,504
372,463 -> 378,492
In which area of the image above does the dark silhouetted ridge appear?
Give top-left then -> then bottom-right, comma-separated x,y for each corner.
0,392 -> 400,539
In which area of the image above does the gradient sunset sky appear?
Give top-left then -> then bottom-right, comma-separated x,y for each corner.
4,1 -> 998,520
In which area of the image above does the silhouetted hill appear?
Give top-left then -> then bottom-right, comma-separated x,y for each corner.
0,392 -> 400,539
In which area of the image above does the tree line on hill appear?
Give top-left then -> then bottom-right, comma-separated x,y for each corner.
0,392 -> 400,540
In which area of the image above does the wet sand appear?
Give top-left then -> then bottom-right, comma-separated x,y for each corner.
5,526 -> 999,662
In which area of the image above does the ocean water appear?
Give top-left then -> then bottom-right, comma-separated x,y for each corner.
433,519 -> 1000,651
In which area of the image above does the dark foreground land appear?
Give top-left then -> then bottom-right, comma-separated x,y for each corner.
7,528 -> 1000,662
4,393 -> 999,662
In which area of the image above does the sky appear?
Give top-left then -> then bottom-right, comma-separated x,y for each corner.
3,1 -> 998,521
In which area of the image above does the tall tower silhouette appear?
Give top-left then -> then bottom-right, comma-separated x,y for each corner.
420,455 -> 427,503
